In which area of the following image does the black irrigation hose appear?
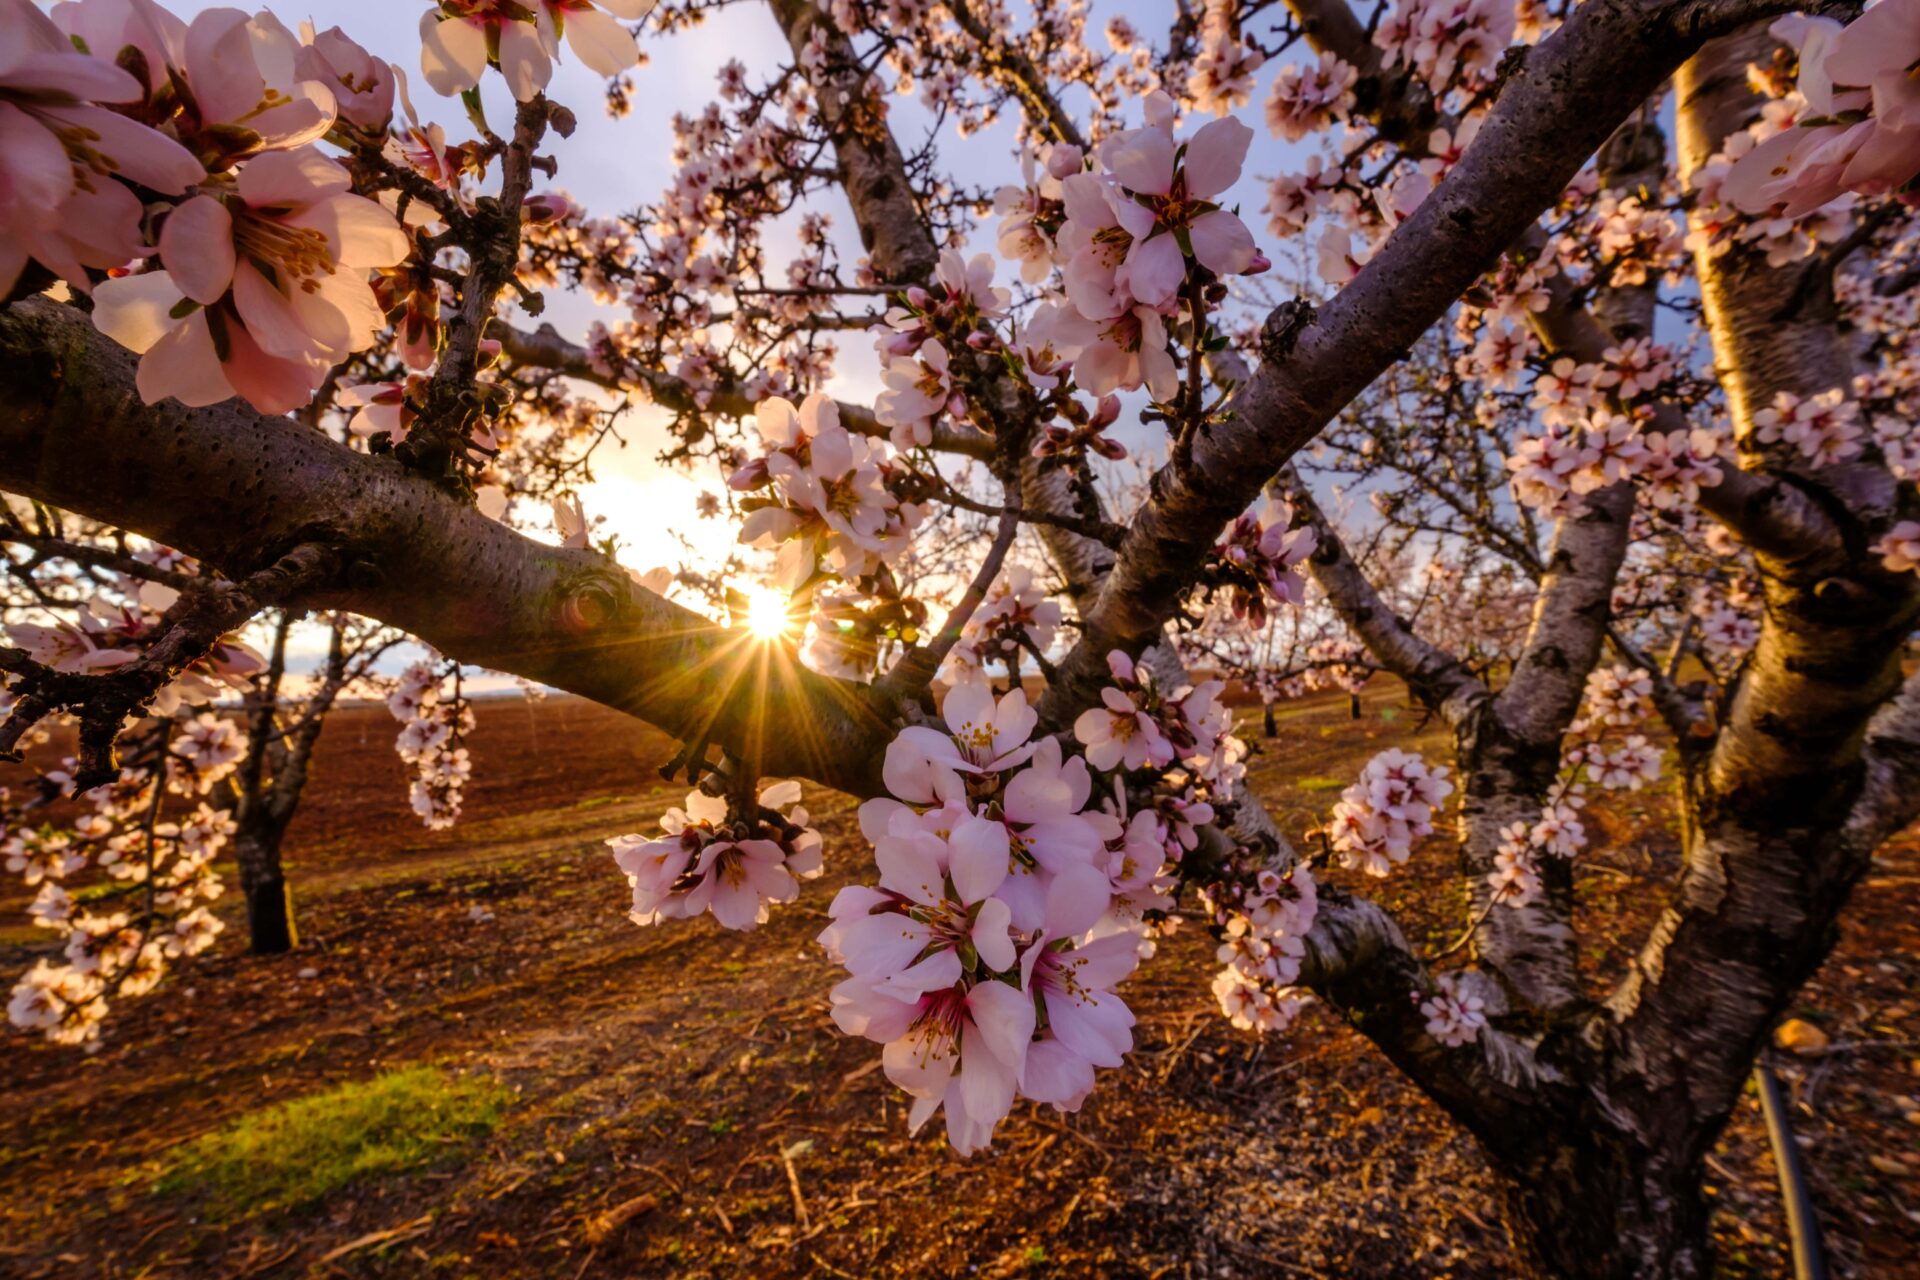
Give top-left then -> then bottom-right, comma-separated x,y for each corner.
1756,1054 -> 1828,1280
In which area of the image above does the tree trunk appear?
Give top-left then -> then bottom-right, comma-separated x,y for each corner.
234,825 -> 298,955
1495,1139 -> 1712,1280
1263,701 -> 1277,738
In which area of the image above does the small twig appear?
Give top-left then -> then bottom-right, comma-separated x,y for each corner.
879,502 -> 1020,695
1425,893 -> 1503,963
779,1141 -> 811,1232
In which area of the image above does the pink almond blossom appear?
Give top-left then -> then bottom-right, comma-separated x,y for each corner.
92,146 -> 410,413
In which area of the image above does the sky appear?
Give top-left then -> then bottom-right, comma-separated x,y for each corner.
140,0 -> 1338,673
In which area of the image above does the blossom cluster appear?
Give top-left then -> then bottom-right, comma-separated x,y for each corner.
608,780 -> 822,929
6,718 -> 242,1046
1211,497 -> 1318,629
1418,972 -> 1489,1047
985,90 -> 1266,410
946,566 -> 1062,675
1325,748 -> 1454,878
1203,856 -> 1319,1035
387,660 -> 474,830
1502,348 -> 1728,518
595,649 -> 1234,1155
822,672 -> 1146,1153
1488,665 -> 1663,908
1376,0 -> 1517,92
729,392 -> 925,597
0,0 -> 434,413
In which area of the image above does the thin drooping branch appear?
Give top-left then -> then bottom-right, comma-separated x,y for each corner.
498,321 -> 998,462
1280,467 -> 1488,724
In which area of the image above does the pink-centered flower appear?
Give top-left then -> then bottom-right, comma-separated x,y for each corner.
882,670 -> 1039,804
1069,302 -> 1178,401
818,810 -> 1017,996
829,974 -> 1033,1155
1017,929 -> 1139,1111
0,0 -> 202,295
1097,94 -> 1257,306
92,146 -> 410,413
1073,653 -> 1177,773
167,7 -> 338,163
608,782 -> 819,931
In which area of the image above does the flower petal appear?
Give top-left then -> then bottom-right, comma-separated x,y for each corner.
1183,116 -> 1253,200
91,270 -> 187,354
159,195 -> 235,305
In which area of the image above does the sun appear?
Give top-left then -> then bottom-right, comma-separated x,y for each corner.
744,586 -> 795,640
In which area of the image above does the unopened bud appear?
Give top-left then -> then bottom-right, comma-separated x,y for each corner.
522,192 -> 577,223
727,459 -> 770,491
1045,144 -> 1085,179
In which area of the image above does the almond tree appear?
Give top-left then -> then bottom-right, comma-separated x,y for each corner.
2,0 -> 1918,1275
223,609 -> 403,953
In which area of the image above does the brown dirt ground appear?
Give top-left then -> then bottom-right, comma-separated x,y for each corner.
1,685 -> 1916,1279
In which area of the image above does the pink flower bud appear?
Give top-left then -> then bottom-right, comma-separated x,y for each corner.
1245,250 -> 1272,276
1090,393 -> 1122,428
523,192 -> 577,223
905,286 -> 931,309
1046,144 -> 1085,179
727,459 -> 770,490
965,330 -> 994,350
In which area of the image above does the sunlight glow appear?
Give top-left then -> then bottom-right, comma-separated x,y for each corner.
744,587 -> 795,640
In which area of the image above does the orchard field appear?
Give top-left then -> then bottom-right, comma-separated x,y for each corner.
3,686 -> 1916,1279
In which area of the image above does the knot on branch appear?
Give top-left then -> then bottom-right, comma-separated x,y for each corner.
552,567 -> 629,634
1260,299 -> 1317,365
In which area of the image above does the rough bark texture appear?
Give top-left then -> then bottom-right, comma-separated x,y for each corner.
768,0 -> 939,285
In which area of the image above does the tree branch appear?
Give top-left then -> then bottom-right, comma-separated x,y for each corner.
0,297 -> 897,798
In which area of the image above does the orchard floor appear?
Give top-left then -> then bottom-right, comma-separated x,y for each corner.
2,686 -> 1917,1279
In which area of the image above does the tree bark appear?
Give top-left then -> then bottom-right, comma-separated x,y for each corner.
1491,1130 -> 1714,1280
230,612 -> 299,954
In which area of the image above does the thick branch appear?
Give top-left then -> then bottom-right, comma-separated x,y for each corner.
0,297 -> 896,798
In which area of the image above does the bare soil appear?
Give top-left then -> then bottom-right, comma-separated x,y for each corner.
2,685 -> 1916,1279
